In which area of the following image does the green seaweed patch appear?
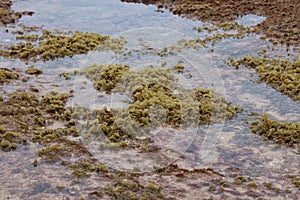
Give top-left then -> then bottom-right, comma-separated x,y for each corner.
104,179 -> 166,200
173,64 -> 185,73
0,90 -> 76,146
0,140 -> 17,152
0,68 -> 18,84
0,125 -> 5,134
0,29 -> 126,62
193,21 -> 257,34
73,105 -> 145,146
82,64 -> 130,94
0,0 -> 33,26
251,113 -> 300,147
247,182 -> 258,189
32,127 -> 78,143
37,144 -> 62,162
228,56 -> 300,101
16,34 -> 39,42
41,92 -> 69,115
81,64 -> 241,131
25,66 -> 43,75
234,176 -> 247,185
70,158 -> 109,178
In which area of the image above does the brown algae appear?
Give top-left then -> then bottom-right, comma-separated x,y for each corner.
0,0 -> 34,26
251,113 -> 300,147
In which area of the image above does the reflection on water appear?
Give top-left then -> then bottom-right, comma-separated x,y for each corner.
0,0 -> 299,198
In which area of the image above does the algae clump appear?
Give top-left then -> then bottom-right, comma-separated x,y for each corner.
251,113 -> 300,147
228,56 -> 300,101
0,68 -> 18,84
0,29 -> 126,62
82,64 -> 130,94
80,63 -> 242,139
25,66 -> 43,75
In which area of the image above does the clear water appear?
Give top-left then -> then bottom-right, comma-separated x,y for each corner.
0,0 -> 299,198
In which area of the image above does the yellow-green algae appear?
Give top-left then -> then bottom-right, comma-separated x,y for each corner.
193,21 -> 259,34
25,66 -> 43,75
72,63 -> 242,153
80,63 -> 242,141
251,113 -> 300,147
155,22 -> 260,56
37,144 -> 62,162
82,64 -> 130,94
0,90 -> 80,152
72,105 -> 152,149
173,63 -> 185,73
0,29 -> 126,62
69,158 -> 109,178
104,179 -> 166,200
0,68 -> 18,84
228,56 -> 300,101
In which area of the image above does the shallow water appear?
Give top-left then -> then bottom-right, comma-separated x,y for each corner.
0,0 -> 299,198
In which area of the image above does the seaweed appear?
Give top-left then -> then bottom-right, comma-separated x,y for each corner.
0,68 -> 18,84
251,113 -> 300,147
25,66 -> 43,75
81,63 -> 241,131
228,56 -> 300,101
0,29 -> 126,62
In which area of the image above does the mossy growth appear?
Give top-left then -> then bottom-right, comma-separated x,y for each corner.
251,113 -> 300,147
82,64 -> 130,94
208,184 -> 216,192
247,182 -> 258,189
0,0 -> 30,26
69,158 -> 109,179
156,22 -> 258,56
0,90 -> 80,152
41,91 -> 69,115
234,176 -> 247,185
81,64 -> 242,133
104,180 -> 166,200
228,56 -> 300,101
73,105 -> 140,146
37,144 -> 62,162
173,64 -> 185,73
0,68 -> 18,84
0,125 -> 6,134
25,66 -> 43,75
194,21 -> 255,34
1,140 -> 11,151
0,29 -> 126,62
72,168 -> 91,178
263,182 -> 272,189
